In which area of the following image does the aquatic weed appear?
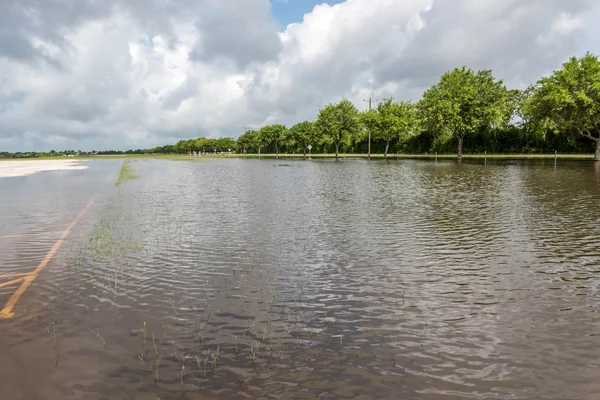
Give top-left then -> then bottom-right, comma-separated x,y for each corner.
115,160 -> 138,186
91,329 -> 107,349
154,356 -> 162,383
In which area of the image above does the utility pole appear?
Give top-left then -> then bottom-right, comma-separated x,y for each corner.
363,97 -> 378,160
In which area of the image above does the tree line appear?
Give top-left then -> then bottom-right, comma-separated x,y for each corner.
2,53 -> 599,160
162,53 -> 600,160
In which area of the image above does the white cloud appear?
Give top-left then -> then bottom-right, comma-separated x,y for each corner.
0,0 -> 599,151
537,12 -> 585,46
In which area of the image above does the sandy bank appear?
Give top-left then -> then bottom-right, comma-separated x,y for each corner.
0,159 -> 89,178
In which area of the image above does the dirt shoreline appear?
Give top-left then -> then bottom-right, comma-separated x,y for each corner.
0,160 -> 89,178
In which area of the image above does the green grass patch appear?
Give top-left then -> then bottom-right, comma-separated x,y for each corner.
115,160 -> 139,186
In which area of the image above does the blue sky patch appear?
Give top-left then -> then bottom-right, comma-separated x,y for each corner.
271,0 -> 345,29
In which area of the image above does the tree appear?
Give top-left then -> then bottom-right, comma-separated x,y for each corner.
525,53 -> 600,160
512,87 -> 546,152
193,137 -> 211,154
361,98 -> 418,158
236,131 -> 252,154
175,139 -> 199,154
215,137 -> 236,153
260,124 -> 288,158
289,121 -> 319,158
317,99 -> 360,159
245,130 -> 262,156
418,67 -> 513,159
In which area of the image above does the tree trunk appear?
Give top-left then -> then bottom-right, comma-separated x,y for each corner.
258,146 -> 261,158
276,145 -> 279,159
384,139 -> 390,159
457,135 -> 464,159
303,146 -> 306,159
580,129 -> 600,160
335,143 -> 339,159
368,129 -> 371,161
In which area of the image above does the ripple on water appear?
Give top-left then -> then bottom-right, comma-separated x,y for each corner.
2,159 -> 600,400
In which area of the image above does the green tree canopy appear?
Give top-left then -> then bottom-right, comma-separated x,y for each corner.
289,121 -> 319,158
175,139 -> 191,154
215,137 -> 236,152
418,67 -> 513,158
524,53 -> 600,160
259,124 -> 288,158
361,98 -> 419,158
236,131 -> 252,154
194,137 -> 211,152
317,99 -> 360,159
246,130 -> 262,155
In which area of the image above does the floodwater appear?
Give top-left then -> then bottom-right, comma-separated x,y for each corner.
1,158 -> 599,400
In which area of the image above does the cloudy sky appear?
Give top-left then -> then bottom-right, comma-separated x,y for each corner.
1,0 -> 599,152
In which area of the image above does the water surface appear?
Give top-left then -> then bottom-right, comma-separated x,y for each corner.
1,158 -> 599,400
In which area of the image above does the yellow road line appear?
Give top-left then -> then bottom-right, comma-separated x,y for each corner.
0,196 -> 96,319
0,272 -> 31,278
0,278 -> 25,288
0,231 -> 64,240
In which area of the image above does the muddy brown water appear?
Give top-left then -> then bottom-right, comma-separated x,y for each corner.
1,158 -> 599,400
